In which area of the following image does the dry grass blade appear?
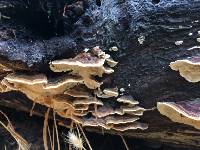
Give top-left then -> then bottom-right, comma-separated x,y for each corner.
77,123 -> 93,150
69,121 -> 74,150
0,110 -> 30,150
48,125 -> 53,150
118,133 -> 130,150
29,102 -> 35,117
43,108 -> 50,150
52,124 -> 55,150
53,111 -> 60,150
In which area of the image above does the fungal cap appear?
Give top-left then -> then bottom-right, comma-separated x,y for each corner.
73,98 -> 103,106
44,77 -> 83,89
103,87 -> 119,97
96,93 -> 113,98
117,96 -> 139,105
109,46 -> 118,52
4,73 -> 47,85
95,89 -> 113,98
105,115 -> 139,124
122,106 -> 145,112
82,118 -> 111,129
50,53 -> 105,72
106,58 -> 118,67
157,101 -> 200,129
50,58 -> 105,68
49,52 -> 112,89
126,110 -> 144,116
104,67 -> 114,74
170,58 -> 200,82
92,106 -> 124,118
113,122 -> 148,131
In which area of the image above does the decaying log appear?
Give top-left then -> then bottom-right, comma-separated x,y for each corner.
1,0 -> 200,148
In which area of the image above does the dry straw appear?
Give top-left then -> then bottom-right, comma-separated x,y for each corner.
0,110 -> 30,150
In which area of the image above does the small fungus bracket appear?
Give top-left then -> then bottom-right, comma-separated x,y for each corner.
170,57 -> 200,82
157,100 -> 200,130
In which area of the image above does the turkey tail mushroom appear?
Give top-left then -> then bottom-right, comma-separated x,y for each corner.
157,100 -> 200,130
170,57 -> 200,82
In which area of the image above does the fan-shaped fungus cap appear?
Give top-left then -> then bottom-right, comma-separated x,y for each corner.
46,78 -> 83,95
72,98 -> 103,106
82,117 -> 111,129
105,115 -> 139,124
106,58 -> 118,67
113,122 -> 148,131
170,57 -> 200,82
121,106 -> 146,116
127,110 -> 145,116
50,52 -> 113,89
104,67 -> 114,74
117,96 -> 139,105
109,46 -> 118,52
3,73 -> 83,95
95,89 -> 113,98
64,86 -> 91,98
122,106 -> 145,112
92,106 -> 124,118
103,87 -> 119,97
157,100 -> 200,129
43,76 -> 83,91
4,73 -> 47,85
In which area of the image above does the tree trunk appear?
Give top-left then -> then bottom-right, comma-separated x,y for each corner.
1,0 -> 200,149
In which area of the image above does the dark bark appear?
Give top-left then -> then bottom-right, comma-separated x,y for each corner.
1,0 -> 200,148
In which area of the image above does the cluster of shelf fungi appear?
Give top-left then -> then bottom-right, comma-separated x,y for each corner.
0,46 -> 148,132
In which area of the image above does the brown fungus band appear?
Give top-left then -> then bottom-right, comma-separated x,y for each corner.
0,47 -> 148,131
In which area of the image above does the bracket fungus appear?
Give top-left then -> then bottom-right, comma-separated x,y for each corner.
170,57 -> 200,82
106,58 -> 118,67
50,46 -> 114,89
0,47 -> 148,132
117,96 -> 139,105
112,122 -> 148,131
157,100 -> 200,129
103,87 -> 119,97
